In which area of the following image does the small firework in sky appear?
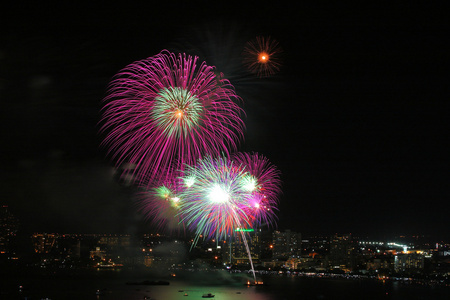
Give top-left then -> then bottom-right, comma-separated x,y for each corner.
100,50 -> 245,186
136,179 -> 184,233
242,36 -> 282,77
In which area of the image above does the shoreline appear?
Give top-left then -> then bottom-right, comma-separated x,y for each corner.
3,266 -> 449,288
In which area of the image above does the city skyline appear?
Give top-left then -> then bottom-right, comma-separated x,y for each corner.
1,3 -> 449,239
4,225 -> 449,272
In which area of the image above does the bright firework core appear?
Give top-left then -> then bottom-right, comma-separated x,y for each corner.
241,174 -> 258,192
153,87 -> 203,137
208,184 -> 230,203
258,52 -> 269,63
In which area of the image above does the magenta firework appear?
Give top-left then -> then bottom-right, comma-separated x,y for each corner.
100,50 -> 245,185
232,152 -> 282,226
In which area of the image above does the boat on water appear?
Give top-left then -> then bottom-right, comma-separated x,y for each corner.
245,280 -> 268,286
202,293 -> 215,298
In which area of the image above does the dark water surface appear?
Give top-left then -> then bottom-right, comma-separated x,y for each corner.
2,269 -> 449,300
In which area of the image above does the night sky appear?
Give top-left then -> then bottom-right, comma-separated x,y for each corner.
1,3 -> 449,239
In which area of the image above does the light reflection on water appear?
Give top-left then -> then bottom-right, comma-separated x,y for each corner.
6,270 -> 450,300
9,271 -> 276,300
144,283 -> 273,300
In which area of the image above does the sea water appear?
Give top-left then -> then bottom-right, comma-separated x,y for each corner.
2,269 -> 449,300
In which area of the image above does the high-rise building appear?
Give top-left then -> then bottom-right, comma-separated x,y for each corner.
259,228 -> 274,260
0,205 -> 19,254
329,233 -> 356,271
229,228 -> 261,265
394,253 -> 425,272
272,230 -> 301,259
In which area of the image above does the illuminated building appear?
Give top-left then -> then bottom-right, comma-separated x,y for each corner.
228,228 -> 261,265
54,234 -> 81,258
272,230 -> 301,259
143,255 -> 154,267
32,233 -> 57,254
259,229 -> 274,260
0,205 -> 19,255
297,254 -> 328,271
394,253 -> 425,272
366,256 -> 394,271
98,234 -> 131,247
329,233 -> 356,271
90,246 -> 106,260
285,257 -> 301,269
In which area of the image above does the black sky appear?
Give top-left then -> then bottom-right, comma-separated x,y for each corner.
1,3 -> 449,239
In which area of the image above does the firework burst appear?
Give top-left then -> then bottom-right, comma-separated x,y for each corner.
177,153 -> 281,245
100,50 -> 245,185
136,178 -> 184,233
242,36 -> 282,77
232,152 -> 282,227
177,155 -> 255,245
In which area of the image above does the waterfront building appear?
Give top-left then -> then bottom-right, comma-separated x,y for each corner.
394,253 -> 425,273
226,228 -> 261,265
90,246 -> 106,260
329,233 -> 356,271
297,254 -> 328,271
366,256 -> 395,272
272,230 -> 301,259
301,236 -> 329,258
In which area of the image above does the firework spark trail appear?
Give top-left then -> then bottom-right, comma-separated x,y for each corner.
231,212 -> 257,282
240,231 -> 256,281
100,50 -> 245,186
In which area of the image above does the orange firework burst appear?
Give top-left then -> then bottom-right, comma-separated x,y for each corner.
242,36 -> 282,77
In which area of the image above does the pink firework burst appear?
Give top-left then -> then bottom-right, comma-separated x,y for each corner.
100,50 -> 245,185
232,152 -> 282,227
242,36 -> 283,77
